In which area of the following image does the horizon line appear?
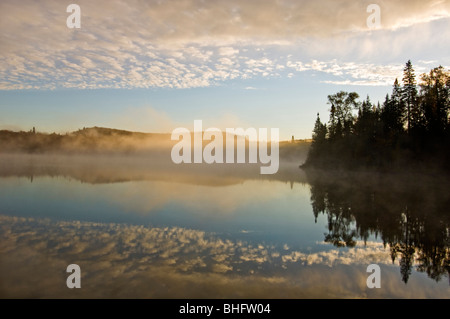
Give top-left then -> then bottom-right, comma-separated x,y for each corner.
0,126 -> 313,143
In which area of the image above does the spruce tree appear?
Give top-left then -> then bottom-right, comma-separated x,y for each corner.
402,60 -> 419,132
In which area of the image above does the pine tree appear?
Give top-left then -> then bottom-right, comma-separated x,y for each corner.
312,113 -> 327,144
306,113 -> 328,166
402,60 -> 419,132
382,79 -> 406,135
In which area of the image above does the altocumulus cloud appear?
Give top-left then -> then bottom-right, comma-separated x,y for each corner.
1,215 -> 448,298
0,0 -> 449,90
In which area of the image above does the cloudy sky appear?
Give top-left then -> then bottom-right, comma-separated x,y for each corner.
1,0 -> 449,139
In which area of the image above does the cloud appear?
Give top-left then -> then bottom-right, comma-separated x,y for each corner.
281,241 -> 393,267
0,0 -> 449,90
286,60 -> 420,86
218,47 -> 240,57
1,215 -> 448,298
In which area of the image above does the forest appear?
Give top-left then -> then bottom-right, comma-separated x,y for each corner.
306,169 -> 450,284
304,61 -> 450,172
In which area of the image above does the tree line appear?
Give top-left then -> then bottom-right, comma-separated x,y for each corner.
307,170 -> 449,284
304,61 -> 450,171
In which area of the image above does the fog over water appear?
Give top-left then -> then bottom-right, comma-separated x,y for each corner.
0,140 -> 448,298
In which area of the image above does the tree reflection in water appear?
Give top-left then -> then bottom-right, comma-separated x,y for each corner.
306,170 -> 450,284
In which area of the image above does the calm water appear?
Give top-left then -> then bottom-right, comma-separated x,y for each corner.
0,154 -> 448,298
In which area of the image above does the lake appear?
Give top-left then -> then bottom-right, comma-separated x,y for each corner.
0,154 -> 448,298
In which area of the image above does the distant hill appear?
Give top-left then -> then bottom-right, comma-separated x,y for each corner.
0,127 -> 172,154
72,126 -> 170,138
0,127 -> 310,163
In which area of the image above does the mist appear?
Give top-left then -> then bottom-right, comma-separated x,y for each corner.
0,127 -> 311,185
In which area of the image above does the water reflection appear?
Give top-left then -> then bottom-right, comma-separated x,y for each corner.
0,154 -> 449,298
1,215 -> 448,298
307,170 -> 450,285
0,153 -> 307,186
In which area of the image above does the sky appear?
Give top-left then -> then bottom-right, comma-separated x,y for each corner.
1,0 -> 449,140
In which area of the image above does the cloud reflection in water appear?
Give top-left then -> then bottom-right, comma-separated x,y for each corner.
1,215 -> 448,298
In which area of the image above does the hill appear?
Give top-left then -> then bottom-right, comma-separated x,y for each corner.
0,127 -> 311,163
